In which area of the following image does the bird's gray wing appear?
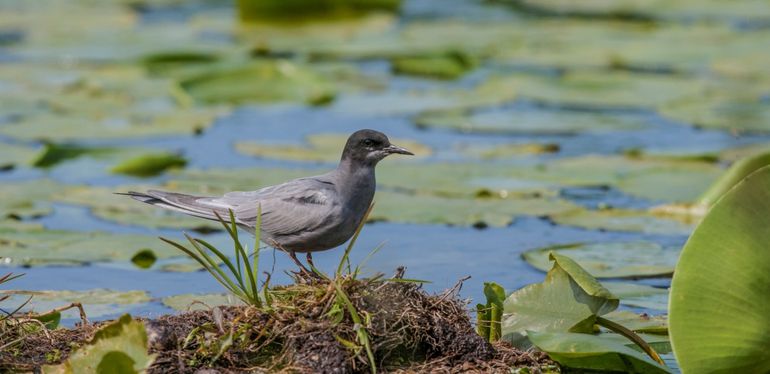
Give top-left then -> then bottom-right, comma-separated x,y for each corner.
207,177 -> 339,237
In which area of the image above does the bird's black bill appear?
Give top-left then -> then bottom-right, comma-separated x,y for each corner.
384,144 -> 414,155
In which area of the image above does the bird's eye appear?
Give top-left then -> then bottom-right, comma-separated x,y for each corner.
363,139 -> 374,146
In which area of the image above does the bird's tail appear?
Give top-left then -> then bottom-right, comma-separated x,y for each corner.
117,190 -> 231,223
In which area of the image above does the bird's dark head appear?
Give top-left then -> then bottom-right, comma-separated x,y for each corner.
340,129 -> 413,166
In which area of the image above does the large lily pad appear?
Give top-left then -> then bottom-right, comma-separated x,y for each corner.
179,59 -> 336,105
0,179 -> 59,219
603,310 -> 668,334
502,253 -> 618,347
0,143 -> 38,170
1,289 -> 151,319
528,331 -> 671,374
661,90 -> 770,134
0,228 -> 178,267
522,241 -> 680,279
43,314 -> 155,374
551,208 -> 697,235
162,293 -> 244,311
491,71 -> 704,110
603,283 -> 669,311
235,133 -> 431,162
372,191 -> 580,227
415,107 -> 648,135
669,166 -> 770,373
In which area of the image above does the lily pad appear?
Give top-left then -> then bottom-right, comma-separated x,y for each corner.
503,253 -> 619,347
528,331 -> 671,374
669,166 -> 770,374
179,59 -> 336,105
661,90 -> 770,134
372,191 -> 580,227
603,310 -> 668,334
32,143 -> 115,168
0,228 -> 178,267
415,106 -> 649,135
162,293 -> 244,311
551,208 -> 697,235
110,152 -> 187,177
1,289 -> 151,319
391,52 -> 477,80
492,71 -> 704,110
0,143 -> 38,170
603,283 -> 669,311
0,179 -> 58,219
459,142 -> 560,160
697,151 -> 770,206
522,241 -> 680,279
235,133 -> 431,163
43,314 -> 155,374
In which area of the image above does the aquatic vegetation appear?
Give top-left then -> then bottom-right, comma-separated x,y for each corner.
42,314 -> 155,374
522,241 -> 680,279
669,166 -> 770,373
237,0 -> 401,21
503,253 -> 669,372
110,152 -> 187,177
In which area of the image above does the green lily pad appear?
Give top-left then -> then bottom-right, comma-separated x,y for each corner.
697,151 -> 770,206
32,143 -> 115,168
42,314 -> 155,374
522,241 -> 680,279
0,143 -> 38,170
0,228 -> 178,267
372,191 -> 580,227
661,90 -> 770,134
0,64 -> 226,142
459,142 -> 560,160
179,59 -> 336,105
110,152 -> 187,177
162,293 -> 244,311
415,107 -> 648,135
1,289 -> 151,319
528,331 -> 671,374
503,253 -> 619,347
235,133 -> 431,162
603,283 -> 669,311
391,51 -> 477,80
669,166 -> 770,374
493,71 -> 704,110
603,310 -> 668,335
503,0 -> 770,23
0,179 -> 58,219
551,208 -> 697,235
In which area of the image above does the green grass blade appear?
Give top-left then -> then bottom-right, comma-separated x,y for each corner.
337,202 -> 374,276
186,235 -> 245,297
161,237 -> 242,297
332,282 -> 376,373
354,241 -> 386,278
253,204 -> 262,293
194,238 -> 246,290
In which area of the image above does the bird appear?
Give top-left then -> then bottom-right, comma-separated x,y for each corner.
121,129 -> 413,272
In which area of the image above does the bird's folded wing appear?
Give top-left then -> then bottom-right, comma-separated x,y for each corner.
216,178 -> 337,237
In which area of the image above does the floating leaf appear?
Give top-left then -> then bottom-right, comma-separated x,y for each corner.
0,228 -> 178,267
0,179 -> 58,219
415,107 -> 648,135
604,282 -> 669,311
110,152 -> 187,177
33,143 -> 114,168
551,208 -> 696,235
179,59 -> 336,105
0,143 -> 38,170
391,51 -> 476,80
661,90 -> 770,134
1,289 -> 151,319
502,253 -> 618,347
522,241 -> 680,279
603,310 -> 668,335
162,293 -> 244,311
697,151 -> 770,206
42,314 -> 155,374
130,249 -> 158,269
669,166 -> 770,374
528,331 -> 671,374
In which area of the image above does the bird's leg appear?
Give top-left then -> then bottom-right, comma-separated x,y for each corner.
287,250 -> 312,274
306,253 -> 315,270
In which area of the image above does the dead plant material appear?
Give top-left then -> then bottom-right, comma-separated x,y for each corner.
0,275 -> 555,373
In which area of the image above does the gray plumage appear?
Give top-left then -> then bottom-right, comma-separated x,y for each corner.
122,129 -> 413,253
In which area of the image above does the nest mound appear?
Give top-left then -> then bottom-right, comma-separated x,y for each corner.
1,274 -> 552,373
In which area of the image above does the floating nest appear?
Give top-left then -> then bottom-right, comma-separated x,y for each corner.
0,271 -> 553,373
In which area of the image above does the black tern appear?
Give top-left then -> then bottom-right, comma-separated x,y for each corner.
122,129 -> 413,269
